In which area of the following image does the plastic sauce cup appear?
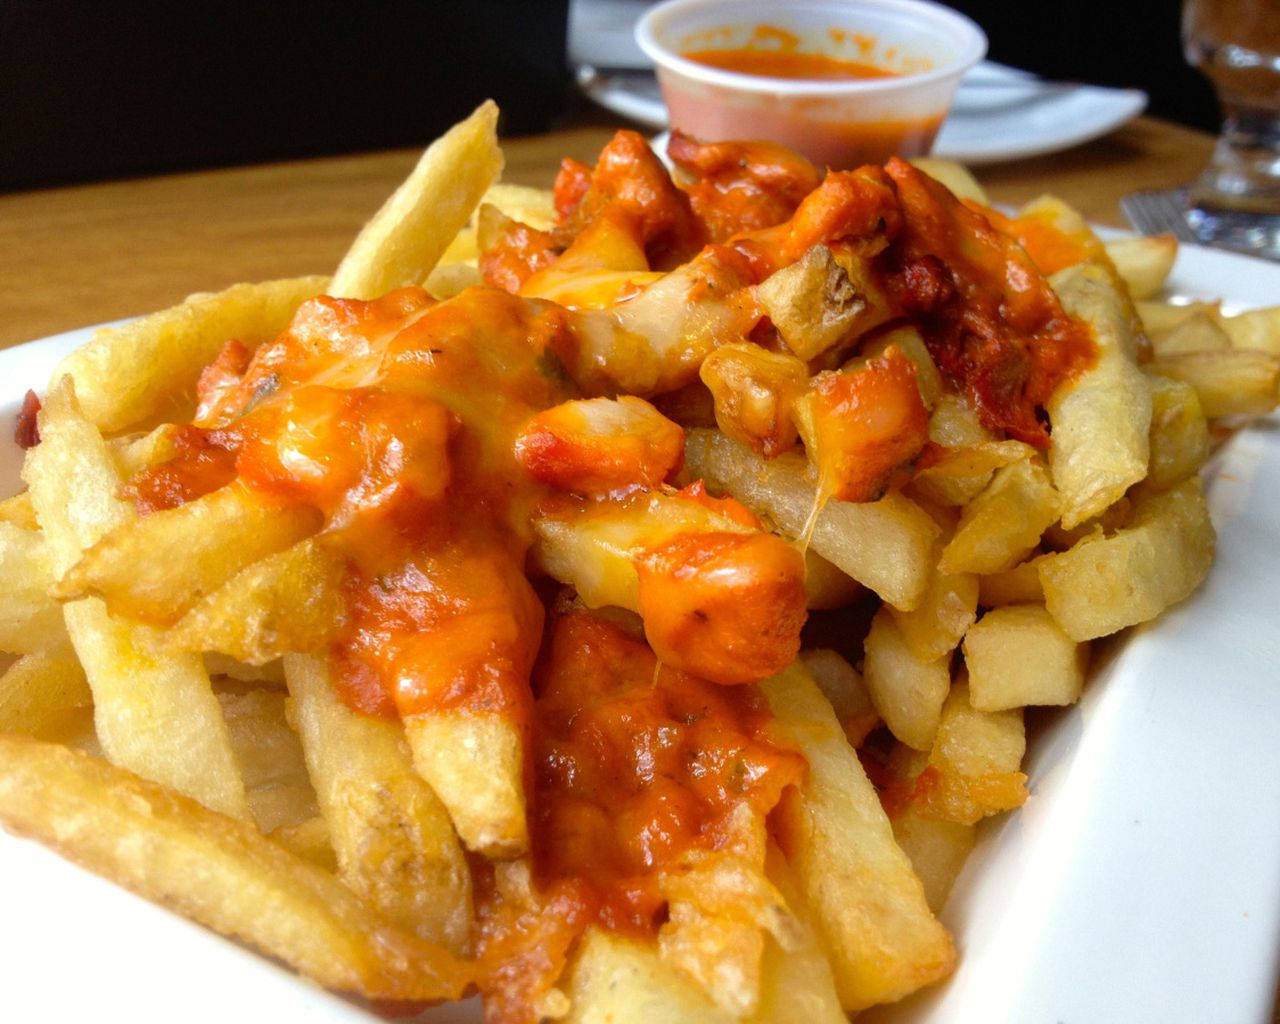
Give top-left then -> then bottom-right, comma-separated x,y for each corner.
635,0 -> 987,169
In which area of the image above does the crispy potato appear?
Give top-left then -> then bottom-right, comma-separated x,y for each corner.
0,648 -> 91,739
284,655 -> 472,952
912,682 -> 1027,825
1219,304 -> 1280,354
753,843 -> 848,1024
269,815 -> 337,871
24,381 -> 250,819
1103,234 -> 1178,300
1047,262 -> 1152,529
423,261 -> 483,300
217,688 -> 317,834
909,157 -> 988,204
963,605 -> 1088,711
754,245 -> 869,361
330,100 -> 502,299
55,484 -> 321,627
107,423 -> 180,479
683,430 -> 939,610
169,537 -> 345,664
762,662 -> 954,1012
658,807 -> 788,1017
939,459 -> 1059,575
863,608 -> 951,751
801,648 -> 878,745
803,549 -> 864,610
889,564 -> 979,662
890,810 -> 976,914
52,277 -> 326,434
1135,298 -> 1219,336
1146,349 -> 1280,418
1146,375 -> 1211,489
0,492 -> 38,529
1038,477 -> 1215,641
1148,310 -> 1231,357
405,711 -> 528,858
977,554 -> 1048,607
699,342 -> 808,457
0,521 -> 66,654
435,182 -> 556,267
563,928 -> 734,1024
0,736 -> 468,1001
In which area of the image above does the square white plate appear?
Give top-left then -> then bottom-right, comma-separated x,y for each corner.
1,243 -> 1277,1023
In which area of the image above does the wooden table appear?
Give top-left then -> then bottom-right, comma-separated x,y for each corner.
0,115 -> 1214,350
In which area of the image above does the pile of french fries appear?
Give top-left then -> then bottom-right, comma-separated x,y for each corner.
1,100 -> 1278,1022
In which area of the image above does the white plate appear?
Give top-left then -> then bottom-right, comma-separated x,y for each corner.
581,60 -> 1147,165
2,242 -> 1278,1023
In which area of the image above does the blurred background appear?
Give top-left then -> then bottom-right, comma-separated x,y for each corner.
0,0 -> 1217,192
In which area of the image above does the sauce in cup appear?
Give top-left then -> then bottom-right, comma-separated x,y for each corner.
636,0 -> 986,170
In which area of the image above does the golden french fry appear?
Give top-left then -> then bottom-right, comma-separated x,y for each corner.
963,605 -> 1088,711
0,736 -> 469,1001
890,811 -> 976,914
762,662 -> 954,1012
216,688 -> 318,834
1135,298 -> 1219,336
939,459 -> 1059,575
1047,262 -> 1152,529
1103,234 -> 1178,300
1148,310 -> 1231,357
863,607 -> 951,751
1146,349 -> 1280,418
1219,304 -> 1280,354
859,325 -> 944,408
889,563 -> 979,662
24,380 -> 249,819
51,276 -> 326,434
754,245 -> 869,361
1038,477 -> 1215,641
330,100 -> 503,299
683,430 -> 939,610
170,537 -> 345,664
269,815 -> 337,871
0,492 -> 38,529
800,649 -> 877,745
909,157 -> 988,204
405,711 -> 528,858
1146,374 -> 1211,489
563,928 -> 735,1024
977,554 -> 1048,607
284,655 -> 473,952
0,648 -> 91,739
55,484 -> 321,627
0,521 -> 66,654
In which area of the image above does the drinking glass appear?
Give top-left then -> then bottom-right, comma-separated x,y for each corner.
1182,0 -> 1280,258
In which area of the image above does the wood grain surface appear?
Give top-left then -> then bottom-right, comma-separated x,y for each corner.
0,117 -> 1213,349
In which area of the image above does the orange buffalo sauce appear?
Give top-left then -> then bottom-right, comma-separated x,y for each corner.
531,610 -> 803,932
683,46 -> 895,81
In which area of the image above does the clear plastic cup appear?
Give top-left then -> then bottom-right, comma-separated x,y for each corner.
635,0 -> 986,169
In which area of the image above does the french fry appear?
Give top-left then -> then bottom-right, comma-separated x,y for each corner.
1146,375 -> 1211,490
285,655 -> 473,952
977,554 -> 1048,607
51,276 -> 326,434
330,100 -> 503,299
1038,477 -> 1215,641
563,928 -> 734,1024
889,563 -> 979,661
859,324 -> 944,409
0,491 -> 38,529
169,537 -> 345,664
1047,262 -> 1152,529
24,379 -> 250,819
963,605 -> 1088,711
800,648 -> 877,745
1146,349 -> 1280,418
0,648 -> 91,739
405,711 -> 529,858
1103,233 -> 1178,300
890,811 -> 976,914
683,429 -> 939,610
0,521 -> 66,654
762,662 -> 954,1012
216,688 -> 318,834
1219,304 -> 1280,354
0,736 -> 469,1001
56,484 -> 321,627
863,607 -> 951,751
1135,298 -> 1219,336
909,157 -> 988,204
1148,310 -> 1231,357
939,459 -> 1059,575
754,245 -> 870,361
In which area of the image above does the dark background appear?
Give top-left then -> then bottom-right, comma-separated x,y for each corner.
0,1 -> 1217,192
